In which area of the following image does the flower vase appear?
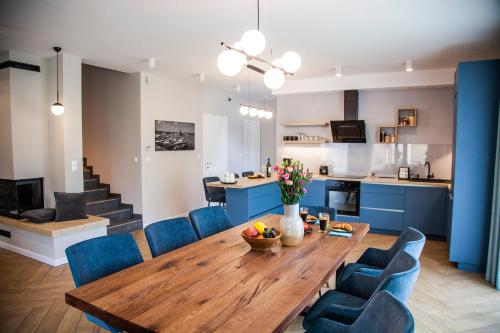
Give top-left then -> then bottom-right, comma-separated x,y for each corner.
280,204 -> 304,246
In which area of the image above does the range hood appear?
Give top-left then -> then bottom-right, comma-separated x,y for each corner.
330,90 -> 367,143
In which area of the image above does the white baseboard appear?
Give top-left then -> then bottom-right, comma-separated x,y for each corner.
0,241 -> 66,266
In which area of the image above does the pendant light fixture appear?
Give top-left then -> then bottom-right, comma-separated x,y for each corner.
239,68 -> 273,119
217,0 -> 301,90
51,47 -> 64,116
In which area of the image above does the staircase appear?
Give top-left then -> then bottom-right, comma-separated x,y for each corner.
83,157 -> 143,235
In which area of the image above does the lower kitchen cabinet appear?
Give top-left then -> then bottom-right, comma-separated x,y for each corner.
404,187 -> 447,236
360,208 -> 404,231
300,180 -> 326,207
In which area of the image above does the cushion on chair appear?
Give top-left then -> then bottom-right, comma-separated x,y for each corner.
21,208 -> 56,223
54,192 -> 87,221
189,206 -> 233,239
307,291 -> 415,333
337,262 -> 382,286
145,217 -> 199,258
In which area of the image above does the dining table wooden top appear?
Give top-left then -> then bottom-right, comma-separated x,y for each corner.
65,214 -> 369,333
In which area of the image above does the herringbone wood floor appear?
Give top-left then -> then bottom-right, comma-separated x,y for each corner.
0,232 -> 499,333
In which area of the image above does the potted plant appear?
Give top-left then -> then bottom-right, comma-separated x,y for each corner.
274,159 -> 313,246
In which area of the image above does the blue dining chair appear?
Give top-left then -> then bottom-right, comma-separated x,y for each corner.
189,206 -> 233,239
145,217 -> 199,258
303,250 -> 419,330
307,291 -> 415,333
337,227 -> 425,285
65,234 -> 144,333
301,205 -> 337,221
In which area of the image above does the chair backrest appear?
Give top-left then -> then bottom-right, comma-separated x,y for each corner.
352,291 -> 414,333
65,234 -> 144,287
242,171 -> 254,177
301,205 -> 337,221
234,173 -> 240,178
145,217 -> 200,258
388,227 -> 426,260
189,206 -> 233,239
202,176 -> 221,202
372,251 -> 420,303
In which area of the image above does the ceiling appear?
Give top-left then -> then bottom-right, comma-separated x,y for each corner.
1,0 -> 499,97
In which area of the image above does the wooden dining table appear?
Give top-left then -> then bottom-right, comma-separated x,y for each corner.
65,214 -> 369,333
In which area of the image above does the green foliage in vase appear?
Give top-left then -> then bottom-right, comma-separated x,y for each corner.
273,159 -> 313,205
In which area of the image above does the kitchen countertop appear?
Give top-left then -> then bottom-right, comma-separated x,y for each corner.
313,175 -> 451,189
208,174 -> 450,189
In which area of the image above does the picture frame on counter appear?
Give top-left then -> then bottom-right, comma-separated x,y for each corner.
398,167 -> 410,180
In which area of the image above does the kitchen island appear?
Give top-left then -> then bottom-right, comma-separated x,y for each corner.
208,177 -> 283,225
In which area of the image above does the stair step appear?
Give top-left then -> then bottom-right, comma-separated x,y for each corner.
84,178 -> 99,190
96,204 -> 133,222
107,214 -> 143,235
83,170 -> 92,180
86,193 -> 121,215
84,185 -> 110,201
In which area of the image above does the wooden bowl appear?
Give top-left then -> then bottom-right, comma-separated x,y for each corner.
241,230 -> 282,251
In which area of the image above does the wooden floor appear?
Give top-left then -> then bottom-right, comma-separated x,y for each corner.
0,231 -> 499,333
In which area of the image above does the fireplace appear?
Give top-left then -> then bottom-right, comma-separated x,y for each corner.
0,178 -> 44,219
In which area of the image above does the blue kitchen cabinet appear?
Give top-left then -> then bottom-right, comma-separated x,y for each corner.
300,180 -> 326,206
449,59 -> 500,272
360,184 -> 405,232
404,187 -> 447,236
336,215 -> 360,223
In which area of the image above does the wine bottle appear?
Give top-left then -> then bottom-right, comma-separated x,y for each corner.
266,158 -> 272,177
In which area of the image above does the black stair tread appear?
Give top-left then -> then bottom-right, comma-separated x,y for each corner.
108,214 -> 142,227
84,184 -> 109,192
86,193 -> 121,205
95,204 -> 132,217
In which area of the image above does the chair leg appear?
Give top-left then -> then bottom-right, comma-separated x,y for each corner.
208,201 -> 211,207
318,290 -> 322,297
325,281 -> 330,288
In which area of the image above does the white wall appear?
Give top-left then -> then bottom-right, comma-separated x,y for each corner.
200,86 -> 277,174
140,72 -> 204,225
277,87 -> 454,176
0,69 -> 14,179
82,65 -> 142,212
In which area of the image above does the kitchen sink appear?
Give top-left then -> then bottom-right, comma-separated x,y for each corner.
408,178 -> 451,184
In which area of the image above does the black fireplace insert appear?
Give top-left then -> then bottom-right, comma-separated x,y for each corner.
0,178 -> 44,219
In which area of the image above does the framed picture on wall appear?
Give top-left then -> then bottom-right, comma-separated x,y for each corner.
155,120 -> 195,151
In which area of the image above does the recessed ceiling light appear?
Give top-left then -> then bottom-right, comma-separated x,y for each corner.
148,58 -> 156,69
335,66 -> 342,77
405,60 -> 413,72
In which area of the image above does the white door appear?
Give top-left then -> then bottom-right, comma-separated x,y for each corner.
244,119 -> 261,173
203,114 -> 228,177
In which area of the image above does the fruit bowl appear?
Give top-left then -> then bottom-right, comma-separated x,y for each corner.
241,230 -> 282,251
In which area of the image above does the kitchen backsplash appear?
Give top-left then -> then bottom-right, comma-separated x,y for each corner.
320,143 -> 453,179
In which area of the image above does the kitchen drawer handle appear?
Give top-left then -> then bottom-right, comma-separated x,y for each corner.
360,207 -> 405,213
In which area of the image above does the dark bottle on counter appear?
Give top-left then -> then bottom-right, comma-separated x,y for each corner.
266,158 -> 272,177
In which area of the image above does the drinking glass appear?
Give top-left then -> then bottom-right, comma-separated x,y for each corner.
300,207 -> 309,222
319,212 -> 329,232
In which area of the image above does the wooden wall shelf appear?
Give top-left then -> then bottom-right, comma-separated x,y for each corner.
281,140 -> 327,144
377,126 -> 397,144
282,122 -> 329,127
397,108 -> 417,127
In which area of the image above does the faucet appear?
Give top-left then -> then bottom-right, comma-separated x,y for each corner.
424,161 -> 432,179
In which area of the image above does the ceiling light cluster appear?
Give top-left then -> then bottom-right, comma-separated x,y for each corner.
240,104 -> 273,119
217,0 -> 301,90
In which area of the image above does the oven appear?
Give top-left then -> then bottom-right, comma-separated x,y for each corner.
325,180 -> 360,216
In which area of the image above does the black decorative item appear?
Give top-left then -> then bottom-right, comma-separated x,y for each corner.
155,120 -> 195,151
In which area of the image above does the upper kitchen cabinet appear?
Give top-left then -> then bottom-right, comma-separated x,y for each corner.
450,60 -> 500,272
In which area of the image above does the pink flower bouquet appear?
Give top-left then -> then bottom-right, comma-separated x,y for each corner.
274,159 -> 313,205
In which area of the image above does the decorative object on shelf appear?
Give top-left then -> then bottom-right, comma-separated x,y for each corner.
397,108 -> 417,127
273,159 -> 313,246
50,47 -> 64,115
377,126 -> 397,144
217,0 -> 301,89
155,120 -> 195,151
398,167 -> 410,180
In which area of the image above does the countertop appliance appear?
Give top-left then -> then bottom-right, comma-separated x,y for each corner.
325,180 -> 360,216
319,165 -> 329,175
330,90 -> 366,143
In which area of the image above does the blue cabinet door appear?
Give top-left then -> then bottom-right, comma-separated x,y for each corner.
360,208 -> 404,231
404,187 -> 447,236
300,180 -> 326,206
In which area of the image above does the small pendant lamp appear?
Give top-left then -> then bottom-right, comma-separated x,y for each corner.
51,47 -> 64,115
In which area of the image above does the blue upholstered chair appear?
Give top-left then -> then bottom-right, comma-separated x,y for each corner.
307,291 -> 414,333
301,205 -> 337,221
303,251 -> 419,330
337,227 -> 425,285
189,206 -> 233,239
202,176 -> 226,206
144,217 -> 199,258
65,234 -> 144,332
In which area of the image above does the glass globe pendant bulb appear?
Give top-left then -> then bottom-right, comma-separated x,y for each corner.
241,30 -> 266,56
240,105 -> 249,115
264,111 -> 273,119
281,51 -> 301,73
51,102 -> 64,116
217,50 -> 243,76
264,68 -> 285,90
233,41 -> 248,65
249,107 -> 258,117
257,109 -> 265,118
